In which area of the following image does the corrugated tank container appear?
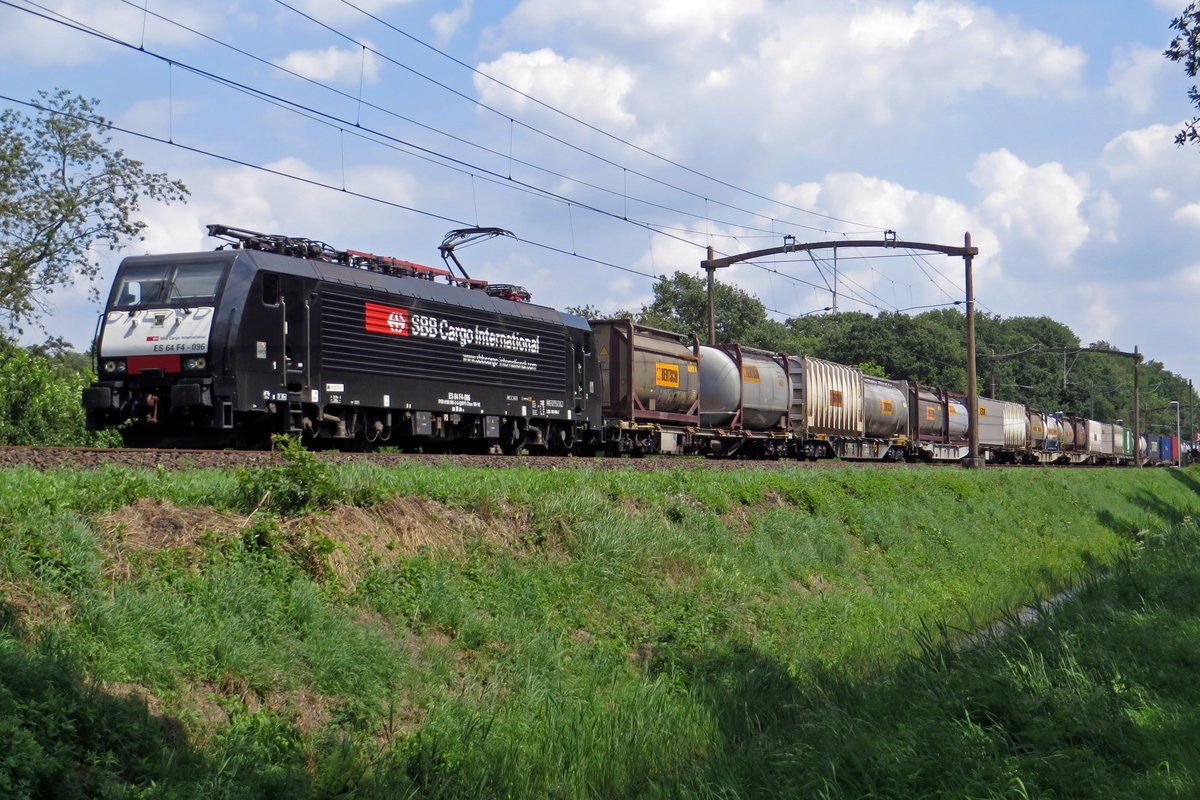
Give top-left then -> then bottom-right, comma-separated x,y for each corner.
1113,424 -> 1131,456
1004,401 -> 1029,448
978,397 -> 1028,448
590,319 -> 700,423
1100,423 -> 1115,455
699,345 -> 790,430
863,376 -> 909,439
787,355 -> 863,438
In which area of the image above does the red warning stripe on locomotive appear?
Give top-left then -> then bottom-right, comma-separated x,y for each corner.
127,355 -> 182,374
364,302 -> 410,337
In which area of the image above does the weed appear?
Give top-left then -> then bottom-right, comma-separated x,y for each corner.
233,435 -> 344,516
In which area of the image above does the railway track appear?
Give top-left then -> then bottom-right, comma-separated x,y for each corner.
0,445 -> 918,473
1,445 -> 1124,473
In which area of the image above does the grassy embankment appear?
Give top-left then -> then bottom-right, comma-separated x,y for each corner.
2,452 -> 1200,798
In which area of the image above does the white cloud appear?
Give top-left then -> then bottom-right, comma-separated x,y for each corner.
1100,122 -> 1186,180
115,98 -> 198,142
287,0 -> 414,24
969,149 -> 1092,264
274,44 -> 381,85
502,0 -> 763,42
1106,45 -> 1169,115
0,0 -> 220,66
1087,191 -> 1121,244
476,48 -> 636,128
1173,203 -> 1200,227
488,1 -> 1086,154
1151,0 -> 1186,13
430,0 -> 474,45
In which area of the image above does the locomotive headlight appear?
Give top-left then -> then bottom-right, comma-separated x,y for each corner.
103,359 -> 127,374
183,356 -> 207,371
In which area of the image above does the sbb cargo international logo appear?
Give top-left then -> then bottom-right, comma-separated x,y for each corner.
365,302 -> 409,336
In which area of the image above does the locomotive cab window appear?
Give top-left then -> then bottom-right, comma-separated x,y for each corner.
112,259 -> 226,309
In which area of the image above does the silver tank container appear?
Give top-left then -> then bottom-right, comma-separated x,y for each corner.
1044,413 -> 1061,450
863,376 -> 909,439
1059,415 -> 1077,449
916,389 -> 968,442
698,345 -> 790,430
946,396 -> 969,441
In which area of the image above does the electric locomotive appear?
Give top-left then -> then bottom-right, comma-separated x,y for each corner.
82,224 -> 603,451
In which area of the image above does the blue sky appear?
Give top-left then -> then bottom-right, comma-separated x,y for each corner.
3,0 -> 1199,392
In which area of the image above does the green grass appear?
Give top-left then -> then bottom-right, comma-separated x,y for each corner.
2,461 -> 1200,797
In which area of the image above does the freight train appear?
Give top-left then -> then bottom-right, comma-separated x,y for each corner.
82,224 -> 1176,465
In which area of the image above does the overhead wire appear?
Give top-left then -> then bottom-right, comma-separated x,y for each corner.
2,0 -> 916,310
1,0 -> 975,321
97,0 -> 814,245
2,0 -> 725,261
0,92 -> 663,282
307,0 -> 890,234
21,0 -> 736,243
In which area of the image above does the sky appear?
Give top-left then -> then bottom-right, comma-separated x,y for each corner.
3,0 -> 1199,393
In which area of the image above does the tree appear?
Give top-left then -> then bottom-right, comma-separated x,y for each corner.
636,271 -> 801,351
1166,3 -> 1200,147
0,89 -> 188,332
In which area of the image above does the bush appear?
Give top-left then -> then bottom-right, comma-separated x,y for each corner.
0,340 -> 118,447
234,435 -> 344,516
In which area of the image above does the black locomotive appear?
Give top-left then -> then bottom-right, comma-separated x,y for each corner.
82,225 -> 602,451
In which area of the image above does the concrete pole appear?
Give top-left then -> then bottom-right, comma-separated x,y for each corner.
964,232 -> 983,468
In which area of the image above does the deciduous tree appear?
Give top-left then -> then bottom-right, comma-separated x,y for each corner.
0,89 -> 188,332
1166,3 -> 1200,146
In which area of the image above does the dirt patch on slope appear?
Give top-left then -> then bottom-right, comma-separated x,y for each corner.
95,495 -> 540,588
293,496 -> 537,589
96,498 -> 245,579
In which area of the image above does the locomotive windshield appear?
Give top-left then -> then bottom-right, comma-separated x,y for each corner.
112,259 -> 226,309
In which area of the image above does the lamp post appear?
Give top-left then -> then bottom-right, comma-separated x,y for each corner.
1170,400 -> 1182,466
